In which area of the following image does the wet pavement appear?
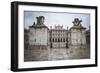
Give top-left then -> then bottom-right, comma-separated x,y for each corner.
24,46 -> 90,62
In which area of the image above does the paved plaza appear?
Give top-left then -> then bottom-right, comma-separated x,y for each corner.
24,46 -> 90,61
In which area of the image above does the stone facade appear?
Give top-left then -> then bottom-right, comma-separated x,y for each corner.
29,16 -> 49,46
50,25 -> 68,48
24,16 -> 89,61
28,17 -> 86,49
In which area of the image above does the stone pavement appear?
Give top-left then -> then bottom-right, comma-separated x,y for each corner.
48,47 -> 90,60
24,47 -> 90,62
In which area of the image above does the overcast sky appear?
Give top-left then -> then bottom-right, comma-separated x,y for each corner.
24,11 -> 90,30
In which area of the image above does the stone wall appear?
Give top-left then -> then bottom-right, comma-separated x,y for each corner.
29,27 -> 48,45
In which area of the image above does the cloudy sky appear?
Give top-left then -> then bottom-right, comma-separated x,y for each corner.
24,11 -> 90,30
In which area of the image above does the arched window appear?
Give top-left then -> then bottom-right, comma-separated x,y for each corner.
61,38 -> 62,42
58,38 -> 60,42
63,38 -> 65,42
53,38 -> 54,42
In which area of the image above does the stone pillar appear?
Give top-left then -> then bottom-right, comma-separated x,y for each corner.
70,18 -> 86,48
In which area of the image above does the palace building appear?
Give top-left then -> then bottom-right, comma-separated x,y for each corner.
49,25 -> 68,48
27,16 -> 87,49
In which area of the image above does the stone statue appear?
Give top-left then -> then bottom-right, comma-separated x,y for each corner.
72,18 -> 82,26
36,16 -> 45,25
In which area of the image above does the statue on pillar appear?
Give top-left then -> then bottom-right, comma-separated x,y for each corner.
72,18 -> 82,26
36,16 -> 45,25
